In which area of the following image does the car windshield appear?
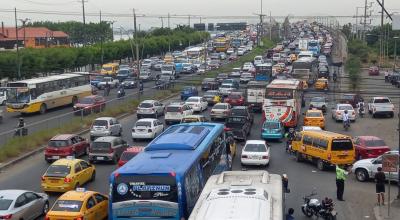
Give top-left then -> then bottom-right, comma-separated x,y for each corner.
245,144 -> 267,152
186,97 -> 199,102
342,94 -> 355,100
135,121 -> 152,127
231,108 -> 246,116
92,142 -> 111,150
228,94 -> 241,99
46,165 -> 70,177
120,151 -> 140,161
374,98 -> 390,103
182,117 -> 200,123
139,102 -> 153,108
227,117 -> 245,124
93,120 -> 108,126
263,122 -> 280,129
118,70 -> 130,75
331,139 -> 354,151
48,140 -> 70,147
338,105 -> 353,111
220,84 -> 232,89
306,112 -> 322,117
0,199 -> 12,210
51,200 -> 82,212
167,106 -> 181,112
204,91 -> 217,96
213,104 -> 227,110
311,97 -> 325,102
79,97 -> 94,104
365,139 -> 386,147
103,67 -> 112,71
242,73 -> 253,77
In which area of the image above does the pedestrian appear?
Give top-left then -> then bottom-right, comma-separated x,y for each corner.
335,165 -> 349,201
286,208 -> 295,220
282,174 -> 290,193
374,167 -> 386,206
384,70 -> 389,82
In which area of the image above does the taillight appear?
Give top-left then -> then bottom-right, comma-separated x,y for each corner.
64,177 -> 73,183
74,217 -> 84,220
0,214 -> 13,219
352,112 -> 355,115
241,155 -> 248,158
337,112 -> 341,115
327,153 -> 331,161
45,216 -> 50,220
152,108 -> 155,112
262,155 -> 269,159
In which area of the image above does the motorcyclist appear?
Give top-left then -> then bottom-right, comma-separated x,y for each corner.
139,80 -> 144,94
117,84 -> 125,97
322,197 -> 334,212
332,71 -> 337,82
15,117 -> 26,136
356,98 -> 365,115
285,128 -> 296,152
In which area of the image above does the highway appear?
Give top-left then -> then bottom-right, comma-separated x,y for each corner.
0,68 -> 398,219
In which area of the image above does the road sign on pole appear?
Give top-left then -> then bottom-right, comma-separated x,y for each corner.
393,15 -> 400,30
382,154 -> 399,172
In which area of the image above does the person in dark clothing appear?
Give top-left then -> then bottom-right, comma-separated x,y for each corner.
335,165 -> 349,201
374,167 -> 386,205
286,208 -> 295,220
282,174 -> 290,193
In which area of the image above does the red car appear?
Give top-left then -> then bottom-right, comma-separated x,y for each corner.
44,134 -> 89,162
368,66 -> 379,76
353,136 -> 390,160
229,53 -> 238,61
73,95 -> 106,115
224,92 -> 246,106
118,146 -> 144,167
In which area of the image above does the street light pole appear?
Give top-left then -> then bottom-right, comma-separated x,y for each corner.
394,37 -> 398,71
394,36 -> 400,200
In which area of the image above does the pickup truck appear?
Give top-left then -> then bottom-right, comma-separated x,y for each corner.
97,77 -> 119,89
368,97 -> 395,118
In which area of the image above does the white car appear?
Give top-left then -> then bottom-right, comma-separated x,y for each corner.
241,140 -> 270,166
227,48 -> 235,55
137,100 -> 165,119
132,118 -> 164,140
98,77 -> 119,89
352,151 -> 399,182
239,72 -> 254,84
331,104 -> 356,122
237,48 -> 245,56
165,102 -> 194,124
301,126 -> 322,131
210,103 -> 232,120
254,55 -> 264,66
242,62 -> 254,71
219,84 -> 237,96
185,96 -> 208,112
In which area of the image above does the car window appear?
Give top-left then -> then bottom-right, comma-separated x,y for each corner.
80,161 -> 89,170
0,199 -> 13,210
244,143 -> 267,152
153,121 -> 157,127
109,120 -> 114,125
74,163 -> 82,173
86,197 -> 96,209
14,195 -> 27,208
365,139 -> 386,147
94,194 -> 108,203
24,192 -> 39,203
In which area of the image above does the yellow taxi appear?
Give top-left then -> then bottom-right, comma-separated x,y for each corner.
45,189 -> 108,220
314,78 -> 328,90
303,109 -> 325,129
213,95 -> 222,104
41,158 -> 96,193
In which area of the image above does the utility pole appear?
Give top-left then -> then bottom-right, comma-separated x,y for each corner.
14,8 -> 21,79
19,18 -> 30,48
363,0 -> 367,41
188,15 -> 191,27
260,0 -> 263,44
133,9 -> 140,77
100,10 -> 104,66
160,17 -> 164,28
168,13 -> 170,29
81,0 -> 87,46
380,0 -> 384,67
269,11 -> 272,41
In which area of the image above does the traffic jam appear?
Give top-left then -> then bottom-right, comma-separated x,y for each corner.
0,21 -> 398,220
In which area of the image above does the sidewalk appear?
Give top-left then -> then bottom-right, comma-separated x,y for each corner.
374,199 -> 400,220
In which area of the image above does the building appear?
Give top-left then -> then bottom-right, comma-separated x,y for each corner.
0,26 -> 69,49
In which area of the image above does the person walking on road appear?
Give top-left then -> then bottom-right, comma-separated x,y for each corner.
286,208 -> 295,220
374,167 -> 386,205
336,165 -> 349,201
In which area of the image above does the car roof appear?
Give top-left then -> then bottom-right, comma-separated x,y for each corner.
232,106 -> 247,109
214,103 -> 229,106
124,147 -> 145,153
136,118 -> 157,122
82,95 -> 97,99
50,134 -> 75,141
95,117 -> 115,120
337,103 -> 352,107
186,96 -> 202,99
141,100 -> 156,103
93,136 -> 119,142
0,190 -> 27,199
57,190 -> 97,201
51,158 -> 83,166
355,136 -> 383,140
245,140 -> 266,145
183,115 -> 204,118
168,102 -> 186,107
306,109 -> 323,113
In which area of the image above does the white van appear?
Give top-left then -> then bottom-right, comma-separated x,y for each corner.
254,55 -> 264,66
189,171 -> 284,220
0,89 -> 6,105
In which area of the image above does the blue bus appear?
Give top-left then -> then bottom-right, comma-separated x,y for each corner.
109,123 -> 230,220
308,40 -> 320,56
255,63 -> 273,82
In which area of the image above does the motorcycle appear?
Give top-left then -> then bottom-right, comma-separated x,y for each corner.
343,119 -> 350,131
333,74 -> 337,82
117,88 -> 125,98
14,127 -> 28,137
358,106 -> 365,118
302,192 -> 337,220
286,139 -> 294,154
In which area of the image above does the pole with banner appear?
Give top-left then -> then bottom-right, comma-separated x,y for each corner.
382,154 -> 399,217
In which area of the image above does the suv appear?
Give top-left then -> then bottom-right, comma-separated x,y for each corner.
165,102 -> 194,124
137,100 -> 165,119
44,134 -> 89,162
339,93 -> 362,107
230,106 -> 254,125
181,86 -> 198,101
368,97 -> 395,118
352,151 -> 399,182
89,136 -> 128,164
90,117 -> 122,141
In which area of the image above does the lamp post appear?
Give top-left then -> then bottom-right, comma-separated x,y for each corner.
366,33 -> 382,67
18,18 -> 30,48
394,36 -> 398,72
394,36 -> 400,200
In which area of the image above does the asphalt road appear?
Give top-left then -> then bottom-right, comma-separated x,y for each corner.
0,67 -> 398,219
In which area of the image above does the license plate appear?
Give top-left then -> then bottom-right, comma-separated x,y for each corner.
52,156 -> 60,159
97,157 -> 104,160
250,155 -> 260,159
50,180 -> 58,183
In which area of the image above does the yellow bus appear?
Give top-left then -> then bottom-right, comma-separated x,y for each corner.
214,37 -> 230,52
100,63 -> 119,75
6,73 -> 92,114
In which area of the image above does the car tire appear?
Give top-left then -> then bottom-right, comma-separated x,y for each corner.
42,201 -> 49,215
296,152 -> 303,162
317,159 -> 325,171
390,112 -> 394,118
39,104 -> 47,114
355,168 -> 369,182
90,170 -> 96,182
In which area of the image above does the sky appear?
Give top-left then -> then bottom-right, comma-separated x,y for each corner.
1,0 -> 400,29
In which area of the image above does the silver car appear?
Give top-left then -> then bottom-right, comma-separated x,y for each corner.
90,117 -> 122,141
89,136 -> 128,164
0,190 -> 49,219
309,97 -> 328,113
137,100 -> 165,119
210,103 -> 232,120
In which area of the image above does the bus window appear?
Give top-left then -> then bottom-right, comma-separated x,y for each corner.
331,139 -> 353,151
184,164 -> 202,215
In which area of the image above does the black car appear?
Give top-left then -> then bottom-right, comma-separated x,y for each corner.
230,106 -> 254,124
216,73 -> 229,84
121,77 -> 137,89
155,75 -> 173,89
389,73 -> 400,85
225,116 -> 251,141
201,78 -> 219,91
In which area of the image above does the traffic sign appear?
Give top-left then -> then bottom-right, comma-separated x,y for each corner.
382,154 -> 399,173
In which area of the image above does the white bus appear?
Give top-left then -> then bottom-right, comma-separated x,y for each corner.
189,171 -> 284,220
6,73 -> 91,114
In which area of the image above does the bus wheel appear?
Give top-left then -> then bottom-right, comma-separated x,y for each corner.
72,96 -> 78,105
39,104 -> 47,114
317,159 -> 325,171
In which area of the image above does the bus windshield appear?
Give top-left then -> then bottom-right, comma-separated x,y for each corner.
112,175 -> 178,218
6,87 -> 30,103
